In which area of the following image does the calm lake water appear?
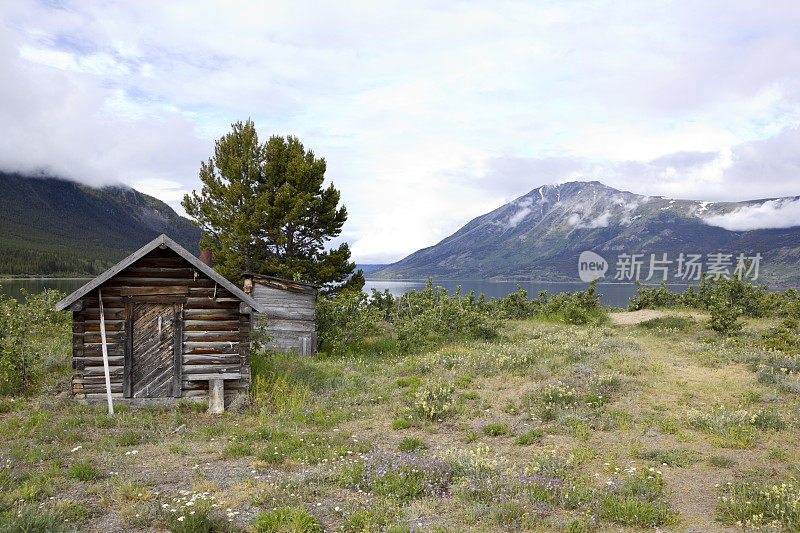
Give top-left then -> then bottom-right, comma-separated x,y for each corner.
0,277 -> 696,309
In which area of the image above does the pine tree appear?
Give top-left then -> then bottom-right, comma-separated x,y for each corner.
182,120 -> 364,293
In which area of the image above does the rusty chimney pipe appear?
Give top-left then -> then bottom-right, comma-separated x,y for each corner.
200,249 -> 213,267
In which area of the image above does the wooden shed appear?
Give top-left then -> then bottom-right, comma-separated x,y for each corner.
242,274 -> 318,357
55,234 -> 265,412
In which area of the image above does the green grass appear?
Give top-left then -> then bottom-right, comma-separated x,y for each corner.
66,460 -> 99,481
717,479 -> 800,531
221,441 -> 253,458
398,437 -> 428,452
391,418 -> 411,430
635,448 -> 702,467
0,507 -> 78,533
252,507 -> 323,532
482,423 -> 507,436
514,428 -> 544,445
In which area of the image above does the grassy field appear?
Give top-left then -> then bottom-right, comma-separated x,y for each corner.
1,310 -> 799,532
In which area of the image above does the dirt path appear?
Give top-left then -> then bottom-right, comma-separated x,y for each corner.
609,309 -> 707,325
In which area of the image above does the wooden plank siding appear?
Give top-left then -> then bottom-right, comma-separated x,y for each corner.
71,247 -> 251,402
245,277 -> 317,357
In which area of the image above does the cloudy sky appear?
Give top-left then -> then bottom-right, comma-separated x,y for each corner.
2,1 -> 800,263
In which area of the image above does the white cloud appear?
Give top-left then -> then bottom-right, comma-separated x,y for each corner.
704,198 -> 800,231
0,1 -> 800,262
507,207 -> 532,228
568,211 -> 612,229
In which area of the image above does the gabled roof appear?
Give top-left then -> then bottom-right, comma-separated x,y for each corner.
242,273 -> 319,288
242,273 -> 319,297
55,234 -> 265,313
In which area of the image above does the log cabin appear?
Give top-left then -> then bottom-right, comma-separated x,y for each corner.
55,234 -> 265,412
242,274 -> 318,357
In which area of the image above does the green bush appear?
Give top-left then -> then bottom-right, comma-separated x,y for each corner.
252,507 -> 323,533
316,290 -> 381,355
709,295 -> 743,335
391,281 -> 499,348
628,282 -> 679,311
625,275 -> 779,326
0,289 -> 70,395
538,281 -> 607,325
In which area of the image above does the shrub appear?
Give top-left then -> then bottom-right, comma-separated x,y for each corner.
709,296 -> 743,335
628,282 -> 679,311
316,290 -> 381,355
540,281 -> 607,325
0,289 -> 70,395
413,380 -> 455,420
252,507 -> 323,533
391,281 -> 500,348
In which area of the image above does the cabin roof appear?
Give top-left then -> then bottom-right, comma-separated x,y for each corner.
242,273 -> 319,287
55,234 -> 265,313
242,273 -> 319,295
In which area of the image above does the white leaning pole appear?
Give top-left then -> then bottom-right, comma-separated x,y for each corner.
98,289 -> 115,415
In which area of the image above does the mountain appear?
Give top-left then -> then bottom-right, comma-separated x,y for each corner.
357,264 -> 388,274
0,171 -> 201,276
369,181 -> 800,286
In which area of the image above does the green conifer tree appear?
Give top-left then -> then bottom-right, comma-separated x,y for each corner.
182,120 -> 364,293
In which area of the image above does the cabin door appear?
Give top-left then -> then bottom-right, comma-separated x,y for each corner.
130,302 -> 182,398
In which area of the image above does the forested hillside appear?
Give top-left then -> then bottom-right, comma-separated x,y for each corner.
0,172 -> 200,276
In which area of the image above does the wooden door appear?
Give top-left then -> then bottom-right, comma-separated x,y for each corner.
130,302 -> 182,398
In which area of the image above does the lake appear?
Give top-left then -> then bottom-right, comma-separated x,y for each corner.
0,277 -> 695,309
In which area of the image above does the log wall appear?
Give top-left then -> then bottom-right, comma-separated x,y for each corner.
246,277 -> 317,356
71,248 -> 251,402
